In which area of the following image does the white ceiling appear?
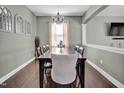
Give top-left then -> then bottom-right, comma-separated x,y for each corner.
97,5 -> 124,16
26,5 -> 90,16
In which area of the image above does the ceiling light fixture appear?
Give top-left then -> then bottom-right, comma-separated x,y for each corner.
52,6 -> 64,24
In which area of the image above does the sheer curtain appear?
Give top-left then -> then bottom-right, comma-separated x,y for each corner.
49,22 -> 56,47
49,22 -> 69,47
63,22 -> 69,47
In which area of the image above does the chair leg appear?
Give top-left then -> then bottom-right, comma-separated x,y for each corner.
43,69 -> 48,88
44,68 -> 52,87
71,82 -> 75,88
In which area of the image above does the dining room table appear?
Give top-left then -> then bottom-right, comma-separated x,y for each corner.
38,46 -> 86,88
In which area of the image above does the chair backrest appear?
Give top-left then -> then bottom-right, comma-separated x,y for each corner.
74,45 -> 79,51
36,47 -> 42,57
79,47 -> 84,57
51,54 -> 78,84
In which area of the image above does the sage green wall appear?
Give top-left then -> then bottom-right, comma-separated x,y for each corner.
84,16 -> 124,86
86,16 -> 124,48
37,16 -> 82,46
36,17 -> 50,45
0,5 -> 36,78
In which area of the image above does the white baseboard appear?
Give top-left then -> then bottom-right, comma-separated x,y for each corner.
86,59 -> 124,88
0,57 -> 35,84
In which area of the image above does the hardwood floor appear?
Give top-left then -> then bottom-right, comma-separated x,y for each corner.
85,63 -> 116,88
0,60 -> 39,88
0,60 -> 116,88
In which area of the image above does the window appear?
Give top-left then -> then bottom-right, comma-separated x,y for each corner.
50,22 -> 69,47
55,24 -> 64,46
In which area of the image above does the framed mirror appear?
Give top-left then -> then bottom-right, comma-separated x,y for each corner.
25,20 -> 31,35
14,14 -> 24,34
0,6 -> 12,32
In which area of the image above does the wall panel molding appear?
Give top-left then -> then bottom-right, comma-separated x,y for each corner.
84,43 -> 124,55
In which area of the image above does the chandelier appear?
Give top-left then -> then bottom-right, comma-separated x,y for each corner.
52,6 -> 64,24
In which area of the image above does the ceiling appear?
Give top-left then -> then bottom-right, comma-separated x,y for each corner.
26,5 -> 90,16
97,5 -> 124,16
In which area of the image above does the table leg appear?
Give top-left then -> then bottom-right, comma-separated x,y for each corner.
77,58 -> 86,88
79,59 -> 85,88
39,60 -> 44,88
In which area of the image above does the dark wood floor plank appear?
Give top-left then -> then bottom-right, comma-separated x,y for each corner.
1,60 -> 39,88
0,60 -> 116,88
85,63 -> 116,88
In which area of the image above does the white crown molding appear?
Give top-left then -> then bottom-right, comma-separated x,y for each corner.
0,57 -> 35,84
84,43 -> 124,55
86,59 -> 124,88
